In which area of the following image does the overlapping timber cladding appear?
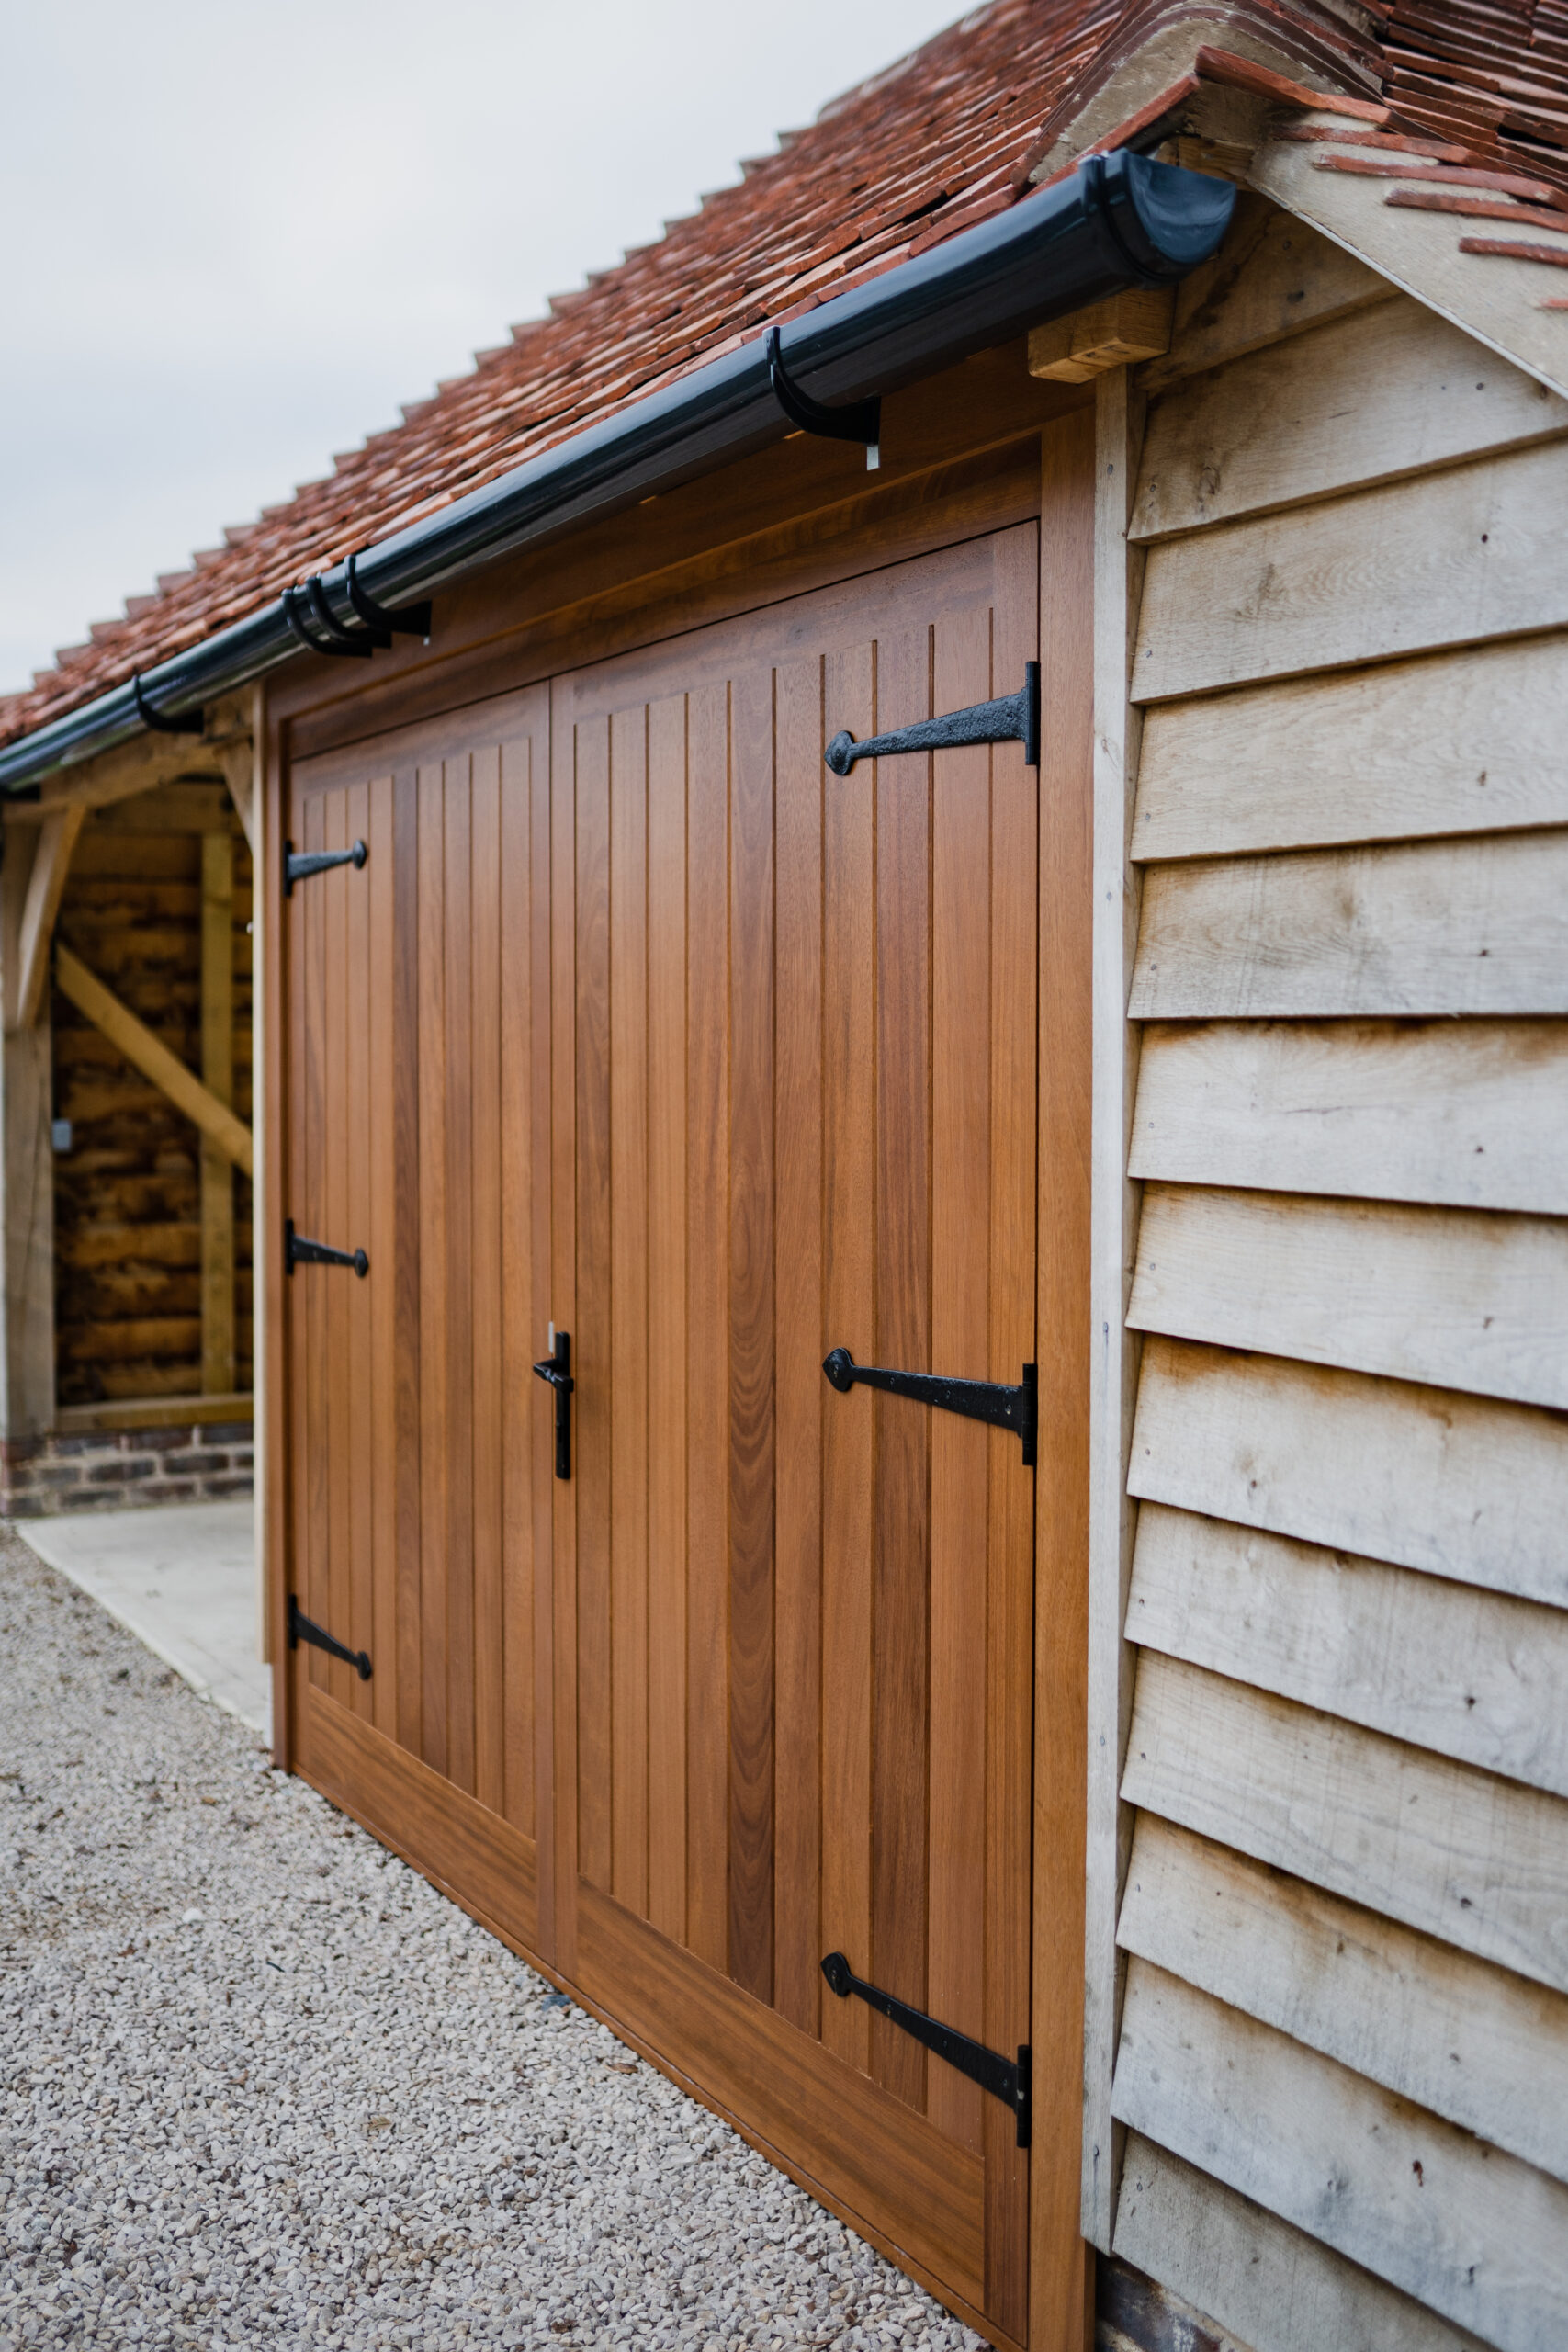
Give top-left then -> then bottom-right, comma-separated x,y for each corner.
4,1 -> 1568,2346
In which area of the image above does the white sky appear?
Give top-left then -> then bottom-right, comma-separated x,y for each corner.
1,0 -> 967,697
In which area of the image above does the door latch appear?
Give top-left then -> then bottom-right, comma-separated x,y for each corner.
821,1951 -> 1031,2145
285,1219 -> 368,1278
533,1329 -> 573,1480
825,662 -> 1039,775
823,1347 -> 1035,1465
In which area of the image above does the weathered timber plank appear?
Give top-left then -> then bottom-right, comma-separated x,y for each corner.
1247,123 -> 1568,407
1122,1652 -> 1568,1994
1115,2133 -> 1492,2352
1131,1017 -> 1568,1215
1128,1183 -> 1568,1411
1129,1337 -> 1568,1610
1133,298 -> 1568,541
1130,831 -> 1568,1020
1138,198 -> 1393,396
55,944 -> 254,1178
1134,441 -> 1568,702
1113,1968 -> 1568,2352
1129,1503 -> 1568,1796
1134,635 -> 1568,861
1120,1817 -> 1568,2185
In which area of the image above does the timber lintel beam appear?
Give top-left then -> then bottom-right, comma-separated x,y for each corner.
3,691 -> 253,827
54,942 -> 254,1178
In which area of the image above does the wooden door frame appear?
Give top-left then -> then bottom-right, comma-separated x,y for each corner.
260,415 -> 1098,2352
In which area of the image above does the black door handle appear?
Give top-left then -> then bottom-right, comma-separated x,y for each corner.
532,1329 -> 573,1480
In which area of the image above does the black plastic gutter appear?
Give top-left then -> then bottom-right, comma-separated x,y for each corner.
0,151 -> 1234,792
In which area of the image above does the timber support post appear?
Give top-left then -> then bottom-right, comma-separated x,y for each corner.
0,825 -> 57,1440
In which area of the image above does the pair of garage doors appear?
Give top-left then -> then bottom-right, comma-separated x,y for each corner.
283,521 -> 1044,2343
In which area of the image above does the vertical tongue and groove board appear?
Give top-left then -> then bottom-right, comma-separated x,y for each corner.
549,526 -> 1039,2346
284,686 -> 555,1966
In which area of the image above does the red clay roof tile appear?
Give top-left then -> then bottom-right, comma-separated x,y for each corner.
7,0 -> 1567,752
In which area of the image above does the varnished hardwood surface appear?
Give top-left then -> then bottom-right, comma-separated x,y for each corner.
271,422 -> 1100,2343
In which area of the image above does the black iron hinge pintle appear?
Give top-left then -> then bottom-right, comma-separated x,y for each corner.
765,327 -> 881,469
284,837 -> 367,896
825,662 -> 1039,776
823,1346 -> 1036,1465
285,1218 -> 368,1278
821,1952 -> 1031,2146
532,1329 -> 573,1481
288,1593 -> 371,1680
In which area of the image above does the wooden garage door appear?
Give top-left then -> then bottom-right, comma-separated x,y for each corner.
548,527 -> 1039,2341
283,685 -> 554,1959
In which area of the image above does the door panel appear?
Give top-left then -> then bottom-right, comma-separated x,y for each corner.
285,691 -> 552,1952
551,527 -> 1039,2339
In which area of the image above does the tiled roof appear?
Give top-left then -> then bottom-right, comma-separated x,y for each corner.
6,0 -> 1564,753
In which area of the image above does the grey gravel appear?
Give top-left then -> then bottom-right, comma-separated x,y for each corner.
0,1530 -> 984,2350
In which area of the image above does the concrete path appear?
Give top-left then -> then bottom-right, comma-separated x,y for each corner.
14,1499 -> 269,1738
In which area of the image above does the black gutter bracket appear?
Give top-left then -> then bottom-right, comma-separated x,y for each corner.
131,673 -> 204,737
345,551 -> 431,643
280,557 -> 433,665
282,582 -> 373,660
766,327 -> 882,470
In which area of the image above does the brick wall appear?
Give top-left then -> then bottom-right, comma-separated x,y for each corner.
0,1422 -> 254,1517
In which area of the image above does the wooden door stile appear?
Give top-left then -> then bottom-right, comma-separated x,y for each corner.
470,746 -> 505,1818
548,684 -> 580,1978
646,693 -> 689,1946
820,638 -> 876,2083
573,715 -> 615,1897
442,757 -> 478,1799
416,765 -> 450,1777
772,654 -> 825,2041
367,772 -> 399,1744
872,620 -> 933,2115
684,678 -> 732,1979
392,769 -> 423,1759
343,777 -> 375,1728
728,664 -> 776,2006
930,606 -> 992,2159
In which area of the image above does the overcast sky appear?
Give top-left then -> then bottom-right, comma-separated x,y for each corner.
1,0 -> 966,698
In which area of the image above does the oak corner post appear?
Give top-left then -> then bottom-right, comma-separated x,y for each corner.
0,820 -> 57,1442
1031,406 -> 1098,2352
1083,364 -> 1147,2261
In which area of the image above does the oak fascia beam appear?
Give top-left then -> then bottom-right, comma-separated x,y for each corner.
54,942 -> 254,1178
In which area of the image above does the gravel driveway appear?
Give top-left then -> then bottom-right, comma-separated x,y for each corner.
0,1531 -> 982,2351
